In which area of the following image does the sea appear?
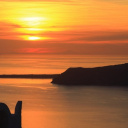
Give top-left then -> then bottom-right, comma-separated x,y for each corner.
0,54 -> 128,128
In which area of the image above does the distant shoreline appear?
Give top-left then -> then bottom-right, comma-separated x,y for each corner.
0,74 -> 59,79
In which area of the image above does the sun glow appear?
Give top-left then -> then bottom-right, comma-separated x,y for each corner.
20,17 -> 47,26
22,17 -> 46,21
28,36 -> 40,40
17,16 -> 48,40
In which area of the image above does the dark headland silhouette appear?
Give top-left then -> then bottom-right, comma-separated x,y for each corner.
51,63 -> 128,85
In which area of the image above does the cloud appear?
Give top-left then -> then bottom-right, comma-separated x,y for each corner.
1,20 -> 128,44
98,0 -> 128,4
66,30 -> 128,42
19,48 -> 55,53
1,21 -> 128,43
0,22 -> 22,32
0,38 -> 128,55
1,0 -> 127,4
0,0 -> 71,2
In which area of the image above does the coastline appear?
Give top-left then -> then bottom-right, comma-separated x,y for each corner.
52,63 -> 128,85
0,74 -> 59,79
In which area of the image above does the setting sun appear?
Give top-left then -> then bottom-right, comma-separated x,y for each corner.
16,16 -> 48,40
1,1 -> 128,128
0,0 -> 128,54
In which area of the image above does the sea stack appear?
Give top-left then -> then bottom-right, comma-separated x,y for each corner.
51,63 -> 128,85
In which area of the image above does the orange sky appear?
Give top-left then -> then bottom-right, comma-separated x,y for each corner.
0,0 -> 128,55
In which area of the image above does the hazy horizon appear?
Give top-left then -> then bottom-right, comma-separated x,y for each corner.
0,54 -> 128,75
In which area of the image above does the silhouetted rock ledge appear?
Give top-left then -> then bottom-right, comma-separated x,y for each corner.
51,63 -> 128,85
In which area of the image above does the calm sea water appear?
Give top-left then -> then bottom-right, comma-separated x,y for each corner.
0,79 -> 128,128
0,54 -> 128,74
0,54 -> 128,128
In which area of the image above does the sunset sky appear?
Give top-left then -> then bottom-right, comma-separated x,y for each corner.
0,0 -> 128,55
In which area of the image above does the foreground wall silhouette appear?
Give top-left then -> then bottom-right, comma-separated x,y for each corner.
0,101 -> 22,128
52,63 -> 128,85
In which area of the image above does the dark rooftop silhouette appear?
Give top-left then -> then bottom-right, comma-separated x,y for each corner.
0,101 -> 22,128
